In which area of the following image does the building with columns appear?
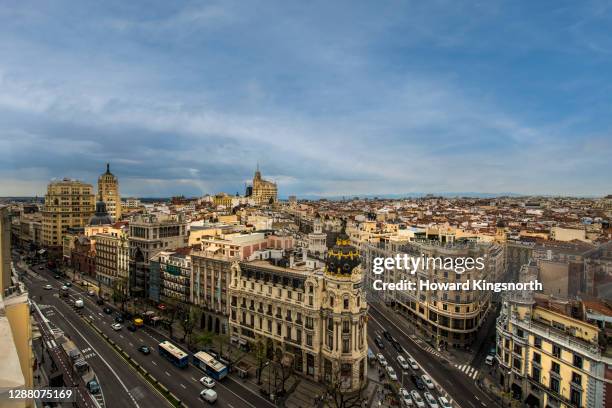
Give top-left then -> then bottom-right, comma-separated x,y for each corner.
228,226 -> 368,391
98,163 -> 122,220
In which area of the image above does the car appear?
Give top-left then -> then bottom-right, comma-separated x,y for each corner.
485,355 -> 495,366
399,388 -> 413,406
87,380 -> 100,394
408,356 -> 420,370
115,315 -> 124,323
199,375 -> 215,388
376,353 -> 387,367
424,392 -> 439,408
54,274 -> 60,279
138,346 -> 151,355
64,282 -> 72,287
397,355 -> 410,370
383,330 -> 393,341
111,323 -> 122,330
410,390 -> 425,408
37,266 -> 44,270
127,324 -> 137,332
421,374 -> 435,390
386,365 -> 398,381
411,374 -> 425,390
88,290 -> 95,296
61,285 -> 68,290
96,298 -> 105,305
375,335 -> 384,349
200,388 -> 217,404
438,397 -> 452,408
44,284 -> 52,290
392,340 -> 403,352
103,307 -> 112,314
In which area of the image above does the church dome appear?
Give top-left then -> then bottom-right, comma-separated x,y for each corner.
89,194 -> 114,226
325,221 -> 360,275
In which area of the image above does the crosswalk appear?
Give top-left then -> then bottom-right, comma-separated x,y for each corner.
423,345 -> 444,359
455,364 -> 479,380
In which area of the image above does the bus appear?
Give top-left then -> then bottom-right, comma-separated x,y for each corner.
158,341 -> 188,368
193,351 -> 228,380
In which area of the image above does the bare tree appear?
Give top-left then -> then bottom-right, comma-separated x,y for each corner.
254,340 -> 267,384
324,373 -> 368,408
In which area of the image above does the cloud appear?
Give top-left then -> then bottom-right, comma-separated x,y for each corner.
0,1 -> 611,197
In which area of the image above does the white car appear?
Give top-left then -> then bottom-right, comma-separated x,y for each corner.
485,355 -> 495,365
111,323 -> 122,331
88,290 -> 95,296
438,397 -> 452,408
200,388 -> 217,404
399,388 -> 413,406
411,390 -> 425,408
61,285 -> 68,291
377,353 -> 387,367
44,284 -> 52,290
386,365 -> 397,381
424,392 -> 439,408
421,374 -> 435,390
199,376 -> 215,388
397,355 -> 410,370
408,356 -> 420,370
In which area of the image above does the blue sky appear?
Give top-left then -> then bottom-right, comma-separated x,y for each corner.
0,1 -> 611,197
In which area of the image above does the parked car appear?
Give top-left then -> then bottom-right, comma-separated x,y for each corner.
103,307 -> 112,314
411,374 -> 425,390
138,346 -> 151,355
399,388 -> 413,406
485,355 -> 495,366
54,275 -> 60,279
438,397 -> 452,408
410,390 -> 425,408
44,284 -> 52,290
199,375 -> 215,388
376,353 -> 387,367
408,356 -> 420,370
37,266 -> 44,270
397,355 -> 410,370
200,389 -> 217,404
111,323 -> 122,331
383,330 -> 393,341
392,340 -> 403,352
88,290 -> 95,296
421,374 -> 435,390
424,392 -> 439,408
386,365 -> 398,381
375,335 -> 385,349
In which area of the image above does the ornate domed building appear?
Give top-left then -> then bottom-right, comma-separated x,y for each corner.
89,194 -> 114,226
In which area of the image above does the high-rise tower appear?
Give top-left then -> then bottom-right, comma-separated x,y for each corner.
98,163 -> 121,220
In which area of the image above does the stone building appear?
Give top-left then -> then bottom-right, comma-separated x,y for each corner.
251,166 -> 278,205
98,163 -> 122,220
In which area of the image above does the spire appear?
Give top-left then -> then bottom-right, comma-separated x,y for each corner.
106,163 -> 110,174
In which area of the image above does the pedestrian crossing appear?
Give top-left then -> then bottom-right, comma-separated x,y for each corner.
423,345 -> 443,359
455,364 -> 479,380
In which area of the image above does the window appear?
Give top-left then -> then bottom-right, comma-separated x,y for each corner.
267,319 -> 272,332
571,372 -> 581,386
513,345 -> 522,354
306,334 -> 312,347
327,333 -> 333,349
552,344 -> 561,358
277,323 -> 282,336
570,389 -> 581,406
573,354 -> 583,369
534,336 -> 542,349
342,320 -> 350,333
531,366 -> 540,382
513,358 -> 522,371
533,352 -> 541,364
550,377 -> 560,393
342,338 -> 350,353
343,297 -> 349,309
551,361 -> 560,374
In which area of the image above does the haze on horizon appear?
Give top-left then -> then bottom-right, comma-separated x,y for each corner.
1,1 -> 611,198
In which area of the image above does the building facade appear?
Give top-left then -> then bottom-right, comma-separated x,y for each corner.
98,163 -> 122,220
228,230 -> 368,391
149,250 -> 191,304
94,229 -> 129,299
42,179 -> 95,250
252,167 -> 278,205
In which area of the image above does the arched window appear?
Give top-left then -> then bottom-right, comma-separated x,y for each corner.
343,296 -> 349,309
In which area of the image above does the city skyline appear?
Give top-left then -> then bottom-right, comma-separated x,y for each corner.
2,1 -> 612,197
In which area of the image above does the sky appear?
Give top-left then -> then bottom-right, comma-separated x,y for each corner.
0,1 -> 611,198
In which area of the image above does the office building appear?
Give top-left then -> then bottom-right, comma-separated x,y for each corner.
98,163 -> 122,220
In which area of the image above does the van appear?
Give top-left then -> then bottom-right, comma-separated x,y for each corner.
200,388 -> 217,404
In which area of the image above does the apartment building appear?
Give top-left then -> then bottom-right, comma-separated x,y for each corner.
42,179 -> 95,250
363,239 -> 504,348
128,213 -> 188,297
94,225 -> 129,299
149,249 -> 192,304
228,231 -> 368,391
496,266 -> 611,407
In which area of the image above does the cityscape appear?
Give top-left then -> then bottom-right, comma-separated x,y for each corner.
1,165 -> 611,408
2,2 -> 612,408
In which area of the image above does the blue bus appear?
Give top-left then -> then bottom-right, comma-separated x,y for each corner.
158,341 -> 188,368
193,351 -> 228,380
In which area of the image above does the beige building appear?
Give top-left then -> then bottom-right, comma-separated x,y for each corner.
496,266 -> 611,407
252,167 -> 278,205
1,206 -> 34,407
229,231 -> 368,391
42,179 -> 94,249
94,225 -> 129,299
98,163 -> 122,220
